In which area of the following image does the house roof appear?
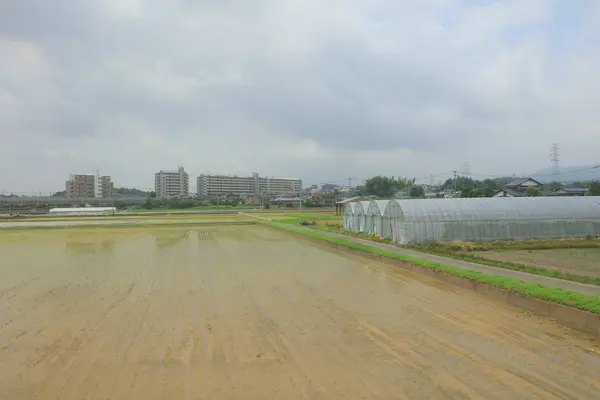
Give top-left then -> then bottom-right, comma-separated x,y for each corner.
546,188 -> 589,196
336,196 -> 369,204
505,177 -> 542,187
493,188 -> 526,197
560,187 -> 588,193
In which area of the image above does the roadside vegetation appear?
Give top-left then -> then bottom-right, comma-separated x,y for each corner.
302,223 -> 600,286
271,224 -> 600,314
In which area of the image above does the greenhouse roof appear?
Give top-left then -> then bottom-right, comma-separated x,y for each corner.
391,197 -> 600,222
367,200 -> 390,215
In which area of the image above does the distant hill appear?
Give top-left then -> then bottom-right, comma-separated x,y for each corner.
114,187 -> 151,197
531,165 -> 600,183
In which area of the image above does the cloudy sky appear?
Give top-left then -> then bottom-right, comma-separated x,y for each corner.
1,0 -> 599,194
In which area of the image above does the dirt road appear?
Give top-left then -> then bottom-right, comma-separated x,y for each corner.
0,226 -> 599,399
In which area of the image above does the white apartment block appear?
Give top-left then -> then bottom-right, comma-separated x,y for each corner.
155,167 -> 190,199
197,172 -> 302,197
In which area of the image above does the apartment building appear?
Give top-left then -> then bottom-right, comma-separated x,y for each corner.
100,176 -> 114,197
155,167 -> 189,199
65,173 -> 113,198
197,172 -> 302,197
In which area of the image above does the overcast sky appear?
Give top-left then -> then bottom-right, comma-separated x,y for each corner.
1,0 -> 599,194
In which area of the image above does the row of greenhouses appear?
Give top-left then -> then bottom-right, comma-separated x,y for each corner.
343,197 -> 600,244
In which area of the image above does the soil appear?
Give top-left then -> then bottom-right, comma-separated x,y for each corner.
314,220 -> 343,225
473,248 -> 600,277
0,226 -> 599,399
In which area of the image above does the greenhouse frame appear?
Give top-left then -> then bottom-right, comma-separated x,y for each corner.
353,201 -> 372,232
343,202 -> 356,230
366,200 -> 389,236
343,197 -> 600,244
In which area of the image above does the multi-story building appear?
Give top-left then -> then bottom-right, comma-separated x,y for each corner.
100,176 -> 114,197
65,173 -> 113,198
155,167 -> 189,199
197,172 -> 302,197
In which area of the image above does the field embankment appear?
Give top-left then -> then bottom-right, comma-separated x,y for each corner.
312,224 -> 600,286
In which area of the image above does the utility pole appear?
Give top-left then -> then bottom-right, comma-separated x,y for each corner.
348,178 -> 352,189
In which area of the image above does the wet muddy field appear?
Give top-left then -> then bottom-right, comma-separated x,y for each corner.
0,226 -> 599,399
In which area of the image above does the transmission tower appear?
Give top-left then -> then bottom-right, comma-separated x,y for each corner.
460,162 -> 471,177
550,143 -> 560,176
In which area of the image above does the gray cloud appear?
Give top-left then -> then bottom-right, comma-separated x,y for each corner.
1,0 -> 599,193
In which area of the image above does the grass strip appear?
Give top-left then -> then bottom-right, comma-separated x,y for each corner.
282,213 -> 342,220
409,248 -> 600,287
310,225 -> 600,287
271,223 -> 600,314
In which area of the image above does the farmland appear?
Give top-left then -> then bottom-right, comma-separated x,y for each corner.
247,212 -> 344,226
473,247 -> 600,277
0,225 -> 599,399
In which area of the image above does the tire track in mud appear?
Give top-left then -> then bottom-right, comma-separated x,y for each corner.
224,235 -> 392,398
202,234 -> 328,399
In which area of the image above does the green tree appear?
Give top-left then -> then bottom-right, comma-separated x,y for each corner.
586,181 -> 600,196
546,181 -> 563,192
525,186 -> 541,197
361,176 -> 398,197
409,185 -> 425,198
461,187 -> 494,198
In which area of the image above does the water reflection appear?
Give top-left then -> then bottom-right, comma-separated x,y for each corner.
65,232 -> 116,255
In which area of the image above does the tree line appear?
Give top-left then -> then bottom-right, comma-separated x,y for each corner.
358,175 -> 600,198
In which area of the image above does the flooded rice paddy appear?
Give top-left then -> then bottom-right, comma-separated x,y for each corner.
0,225 -> 599,399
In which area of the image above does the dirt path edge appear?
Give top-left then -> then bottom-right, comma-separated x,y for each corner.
274,226 -> 600,338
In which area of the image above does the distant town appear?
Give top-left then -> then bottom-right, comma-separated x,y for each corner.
0,164 -> 599,215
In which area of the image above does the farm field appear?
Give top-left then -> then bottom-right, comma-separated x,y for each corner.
0,213 -> 250,222
473,248 -> 600,277
0,226 -> 599,399
0,218 -> 253,229
249,212 -> 344,226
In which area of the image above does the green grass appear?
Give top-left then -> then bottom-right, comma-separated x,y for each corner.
282,213 -> 342,220
306,225 -> 600,286
132,206 -> 258,212
410,245 -> 600,286
271,223 -> 600,314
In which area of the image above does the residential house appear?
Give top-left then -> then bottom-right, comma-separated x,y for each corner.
546,187 -> 589,197
492,177 -> 543,197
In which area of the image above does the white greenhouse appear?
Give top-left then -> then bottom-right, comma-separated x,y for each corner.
343,202 -> 356,230
359,201 -> 372,232
48,207 -> 117,216
343,197 -> 600,244
366,200 -> 390,236
352,201 -> 368,232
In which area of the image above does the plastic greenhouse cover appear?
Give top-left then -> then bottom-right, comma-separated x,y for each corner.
344,203 -> 356,214
391,197 -> 600,223
368,200 -> 390,215
358,201 -> 371,215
